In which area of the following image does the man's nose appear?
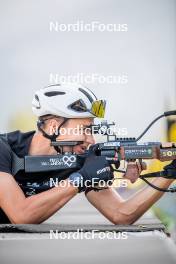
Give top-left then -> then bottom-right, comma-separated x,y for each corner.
85,134 -> 95,145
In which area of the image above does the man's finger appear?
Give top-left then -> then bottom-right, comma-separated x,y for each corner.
137,160 -> 147,172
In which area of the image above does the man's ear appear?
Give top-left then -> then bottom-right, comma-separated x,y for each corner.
47,119 -> 59,135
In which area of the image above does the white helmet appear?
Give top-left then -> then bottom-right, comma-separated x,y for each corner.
32,83 -> 106,118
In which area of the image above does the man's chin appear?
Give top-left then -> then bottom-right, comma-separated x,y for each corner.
76,150 -> 86,154
74,147 -> 87,154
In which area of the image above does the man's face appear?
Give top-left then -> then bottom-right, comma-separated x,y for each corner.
55,118 -> 95,154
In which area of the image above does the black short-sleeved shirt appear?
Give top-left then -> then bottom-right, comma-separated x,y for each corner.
0,130 -> 76,223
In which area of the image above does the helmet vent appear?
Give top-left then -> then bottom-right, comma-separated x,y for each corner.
79,88 -> 94,103
45,91 -> 65,97
69,99 -> 87,112
35,94 -> 40,101
33,94 -> 41,109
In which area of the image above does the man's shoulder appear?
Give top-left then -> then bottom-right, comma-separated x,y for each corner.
6,130 -> 36,157
6,130 -> 35,143
0,137 -> 13,174
0,130 -> 35,174
0,137 -> 11,152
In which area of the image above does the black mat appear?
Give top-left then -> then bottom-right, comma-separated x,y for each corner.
0,222 -> 165,233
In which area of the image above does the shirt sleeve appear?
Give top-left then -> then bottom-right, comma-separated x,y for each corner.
0,140 -> 12,174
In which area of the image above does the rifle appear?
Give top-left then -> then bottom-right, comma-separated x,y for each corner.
12,110 -> 176,192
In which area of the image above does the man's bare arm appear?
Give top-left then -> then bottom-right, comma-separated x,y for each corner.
86,178 -> 174,224
0,172 -> 78,224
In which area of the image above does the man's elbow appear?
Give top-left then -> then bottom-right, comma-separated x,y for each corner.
9,211 -> 42,224
111,209 -> 137,225
10,214 -> 30,224
11,218 -> 25,224
111,215 -> 134,225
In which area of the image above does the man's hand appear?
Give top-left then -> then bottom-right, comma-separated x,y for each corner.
164,159 -> 176,171
69,155 -> 114,192
162,159 -> 176,179
123,160 -> 147,183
